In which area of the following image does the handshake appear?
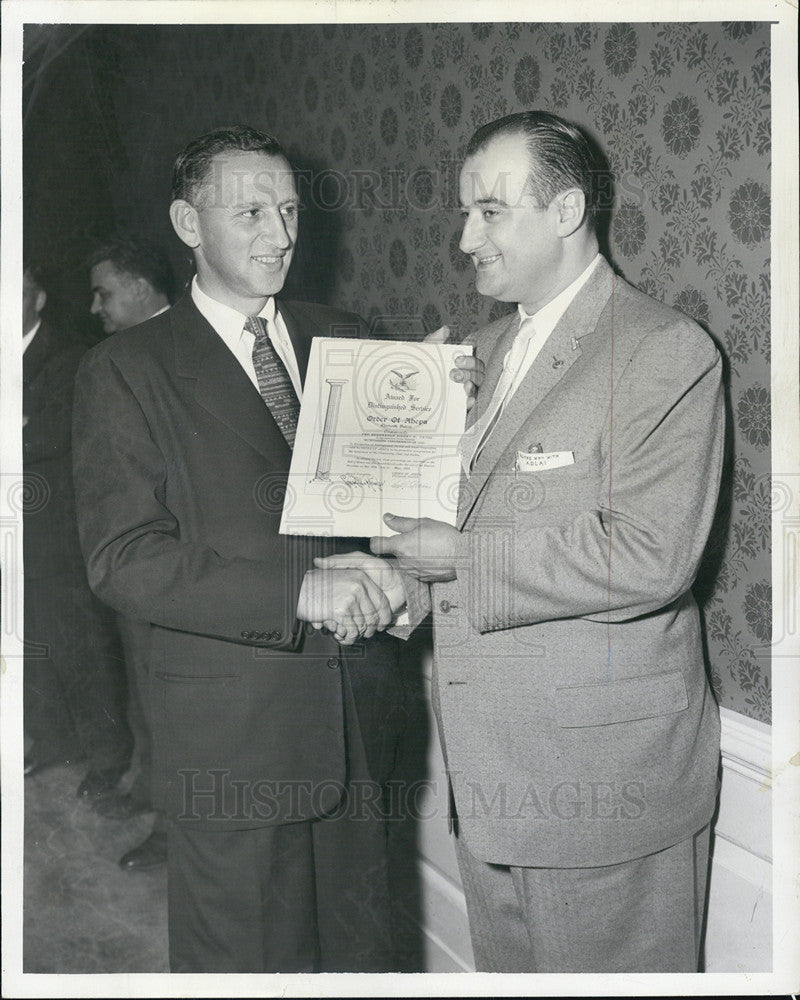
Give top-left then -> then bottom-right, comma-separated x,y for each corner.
296,550 -> 405,646
296,332 -> 481,645
296,507 -> 461,644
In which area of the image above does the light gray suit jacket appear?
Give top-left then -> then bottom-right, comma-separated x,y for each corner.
408,256 -> 724,868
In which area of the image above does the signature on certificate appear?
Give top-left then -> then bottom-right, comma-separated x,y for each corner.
338,473 -> 385,494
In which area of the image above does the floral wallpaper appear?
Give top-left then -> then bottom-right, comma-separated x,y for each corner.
95,21 -> 771,722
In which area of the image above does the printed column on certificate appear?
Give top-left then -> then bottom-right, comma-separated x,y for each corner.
279,337 -> 473,537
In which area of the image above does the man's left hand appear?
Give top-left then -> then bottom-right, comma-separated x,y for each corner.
370,513 -> 459,582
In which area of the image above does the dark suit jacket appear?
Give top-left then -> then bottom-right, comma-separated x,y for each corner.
72,294 -> 400,828
23,322 -> 90,580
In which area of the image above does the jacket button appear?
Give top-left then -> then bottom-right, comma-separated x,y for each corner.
241,630 -> 252,640
326,657 -> 340,670
440,599 -> 458,613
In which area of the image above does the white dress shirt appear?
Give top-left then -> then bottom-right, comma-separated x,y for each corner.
23,319 -> 42,354
508,253 -> 601,400
461,254 -> 601,471
190,277 -> 303,399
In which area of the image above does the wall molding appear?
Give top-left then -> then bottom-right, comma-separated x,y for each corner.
716,706 -> 773,867
719,705 -> 772,785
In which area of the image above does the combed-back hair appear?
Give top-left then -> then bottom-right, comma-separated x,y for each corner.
171,124 -> 287,207
466,111 -> 605,228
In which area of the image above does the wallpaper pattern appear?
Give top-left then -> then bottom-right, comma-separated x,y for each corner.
102,21 -> 771,721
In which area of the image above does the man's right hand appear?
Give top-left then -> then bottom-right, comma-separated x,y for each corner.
313,551 -> 406,614
296,568 -> 393,645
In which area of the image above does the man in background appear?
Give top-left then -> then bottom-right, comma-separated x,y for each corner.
89,234 -> 175,335
23,262 -> 132,798
85,235 -> 177,873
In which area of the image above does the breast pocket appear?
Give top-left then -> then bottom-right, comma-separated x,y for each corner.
499,464 -> 599,522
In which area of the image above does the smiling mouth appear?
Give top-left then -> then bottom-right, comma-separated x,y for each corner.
252,254 -> 285,267
475,253 -> 501,267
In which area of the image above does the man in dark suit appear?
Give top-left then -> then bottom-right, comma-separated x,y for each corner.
326,111 -> 724,972
71,126 -> 412,973
88,233 -> 174,335
83,235 -> 176,875
23,263 -> 132,796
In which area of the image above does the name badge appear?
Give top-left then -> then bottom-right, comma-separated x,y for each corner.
515,449 -> 575,472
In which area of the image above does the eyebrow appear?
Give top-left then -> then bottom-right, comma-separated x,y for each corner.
232,196 -> 300,209
459,196 -> 508,209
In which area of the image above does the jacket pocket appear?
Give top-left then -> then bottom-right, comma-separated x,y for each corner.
555,669 -> 688,728
150,627 -> 242,683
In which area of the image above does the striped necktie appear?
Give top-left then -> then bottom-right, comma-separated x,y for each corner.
245,314 -> 300,448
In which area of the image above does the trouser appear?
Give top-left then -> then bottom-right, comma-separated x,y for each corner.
24,570 -> 132,772
166,661 -> 400,973
116,615 -> 167,834
454,823 -> 711,973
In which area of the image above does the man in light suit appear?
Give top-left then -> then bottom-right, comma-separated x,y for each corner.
71,126 -> 413,972
323,111 -> 724,972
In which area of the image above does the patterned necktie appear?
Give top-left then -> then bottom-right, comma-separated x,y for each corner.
459,317 -> 538,473
245,314 -> 300,448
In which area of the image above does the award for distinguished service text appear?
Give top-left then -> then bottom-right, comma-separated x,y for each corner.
279,338 -> 473,537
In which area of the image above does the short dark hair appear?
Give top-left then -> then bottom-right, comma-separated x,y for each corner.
23,260 -> 50,296
465,111 -> 604,228
87,234 -> 176,302
171,125 -> 288,206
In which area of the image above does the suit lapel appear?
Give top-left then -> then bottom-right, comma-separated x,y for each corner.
275,300 -> 313,389
465,313 -> 519,428
171,295 -> 291,464
23,322 -> 53,386
457,259 -> 615,529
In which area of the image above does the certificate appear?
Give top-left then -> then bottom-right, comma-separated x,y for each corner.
279,337 -> 473,537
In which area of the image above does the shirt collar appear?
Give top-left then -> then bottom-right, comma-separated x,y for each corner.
23,319 -> 42,353
517,253 -> 601,338
191,275 -> 275,347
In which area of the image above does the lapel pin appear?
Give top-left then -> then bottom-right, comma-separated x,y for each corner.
530,443 -> 543,454
552,356 -> 564,369
570,336 -> 581,351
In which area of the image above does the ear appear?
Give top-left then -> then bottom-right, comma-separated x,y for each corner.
554,189 -> 587,238
133,275 -> 153,303
35,289 -> 47,314
170,199 -> 201,249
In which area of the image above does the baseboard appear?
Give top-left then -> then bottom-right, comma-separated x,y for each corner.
705,707 -> 772,972
416,860 -> 473,973
408,706 -> 773,973
718,705 -> 772,785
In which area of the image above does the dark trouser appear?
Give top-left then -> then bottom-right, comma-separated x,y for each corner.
24,570 -> 132,773
166,661 -> 400,973
116,615 -> 167,834
167,820 -> 319,973
454,823 -> 711,973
